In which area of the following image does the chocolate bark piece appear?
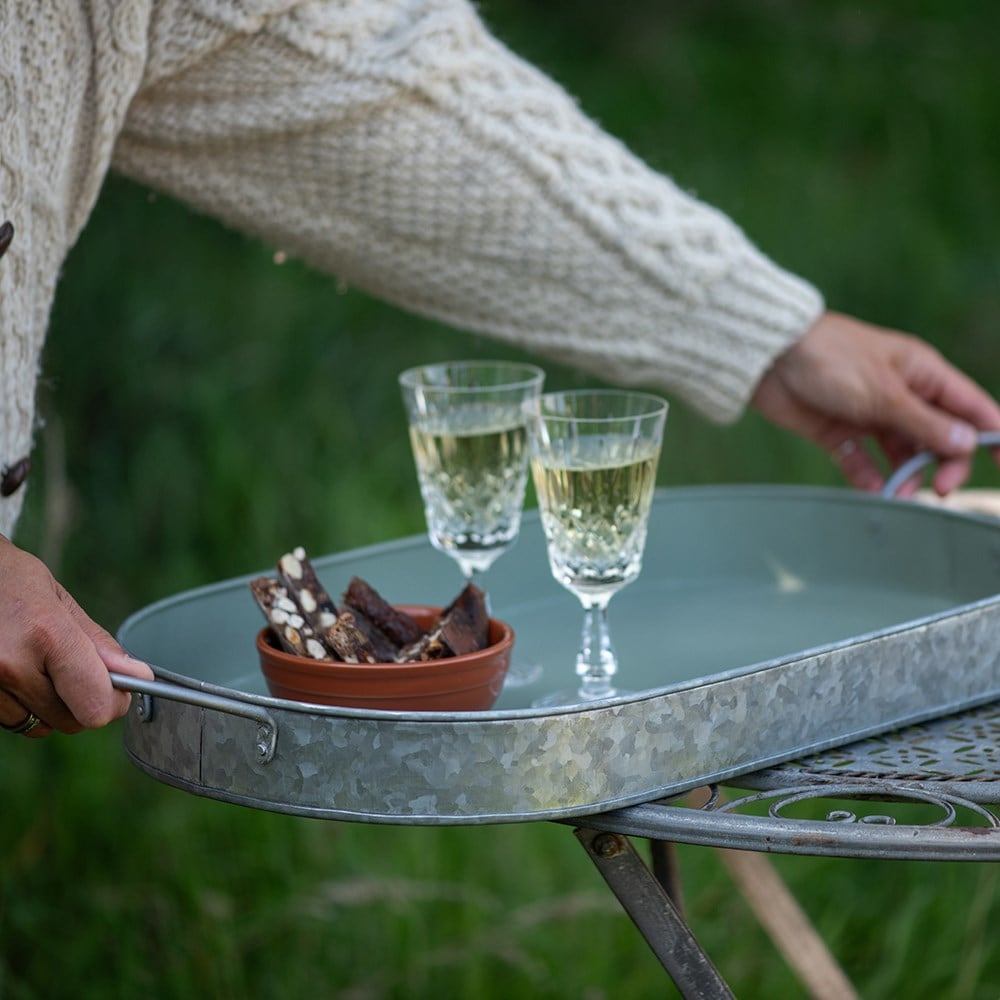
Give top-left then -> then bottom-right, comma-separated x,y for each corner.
277,547 -> 339,632
397,583 -> 490,661
342,576 -> 424,647
250,576 -> 333,660
343,607 -> 402,663
438,582 -> 490,655
323,610 -> 386,664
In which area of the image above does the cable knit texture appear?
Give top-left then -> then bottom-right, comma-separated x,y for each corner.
0,0 -> 823,540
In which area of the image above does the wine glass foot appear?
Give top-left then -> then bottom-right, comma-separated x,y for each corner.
531,686 -> 632,709
501,662 -> 544,689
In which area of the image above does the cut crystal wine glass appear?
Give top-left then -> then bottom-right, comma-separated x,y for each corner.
527,389 -> 668,706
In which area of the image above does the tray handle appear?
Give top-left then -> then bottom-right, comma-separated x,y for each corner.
110,671 -> 277,764
881,430 -> 1000,499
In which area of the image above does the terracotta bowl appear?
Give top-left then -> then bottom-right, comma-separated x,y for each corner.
256,605 -> 514,712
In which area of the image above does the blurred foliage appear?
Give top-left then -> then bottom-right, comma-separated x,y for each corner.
5,1 -> 1000,997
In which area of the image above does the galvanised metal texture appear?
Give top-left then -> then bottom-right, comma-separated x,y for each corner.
117,486 -> 1000,825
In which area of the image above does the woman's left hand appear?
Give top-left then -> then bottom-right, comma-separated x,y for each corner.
751,311 -> 1000,495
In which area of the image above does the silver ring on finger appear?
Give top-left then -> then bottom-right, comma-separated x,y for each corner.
1,711 -> 44,736
832,439 -> 858,462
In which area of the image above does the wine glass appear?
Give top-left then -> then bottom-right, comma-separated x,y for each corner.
527,389 -> 668,706
399,360 -> 545,685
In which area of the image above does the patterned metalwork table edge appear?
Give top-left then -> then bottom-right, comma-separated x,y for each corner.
579,700 -> 1000,861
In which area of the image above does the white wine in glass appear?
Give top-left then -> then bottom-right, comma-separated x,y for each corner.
528,390 -> 668,706
400,360 -> 545,685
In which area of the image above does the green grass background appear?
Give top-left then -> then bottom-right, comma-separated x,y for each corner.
4,1 -> 1000,996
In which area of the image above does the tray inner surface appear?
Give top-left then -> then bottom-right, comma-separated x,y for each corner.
121,487 -> 1000,714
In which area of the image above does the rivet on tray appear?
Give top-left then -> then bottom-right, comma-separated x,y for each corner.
256,724 -> 276,763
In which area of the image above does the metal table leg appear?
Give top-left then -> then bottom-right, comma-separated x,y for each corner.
575,827 -> 735,999
649,837 -> 685,910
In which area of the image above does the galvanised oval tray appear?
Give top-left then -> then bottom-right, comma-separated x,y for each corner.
116,485 -> 1000,825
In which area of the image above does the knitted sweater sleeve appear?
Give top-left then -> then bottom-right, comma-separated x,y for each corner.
113,0 -> 823,423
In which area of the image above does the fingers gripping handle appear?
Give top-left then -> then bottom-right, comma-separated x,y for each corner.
881,430 -> 1000,499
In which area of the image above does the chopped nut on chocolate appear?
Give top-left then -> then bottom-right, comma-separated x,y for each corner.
278,546 -> 339,632
250,576 -> 332,660
324,610 -> 383,664
398,630 -> 448,662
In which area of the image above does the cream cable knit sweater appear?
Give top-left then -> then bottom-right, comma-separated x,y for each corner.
0,0 -> 823,540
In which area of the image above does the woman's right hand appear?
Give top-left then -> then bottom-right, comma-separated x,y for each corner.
0,535 -> 154,737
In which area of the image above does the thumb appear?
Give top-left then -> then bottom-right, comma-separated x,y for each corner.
63,590 -> 154,683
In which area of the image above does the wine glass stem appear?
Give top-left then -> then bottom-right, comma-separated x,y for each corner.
576,598 -> 617,700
